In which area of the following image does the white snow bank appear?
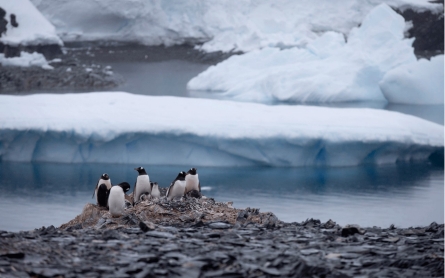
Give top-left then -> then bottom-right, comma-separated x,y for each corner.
0,0 -> 62,46
0,92 -> 442,167
30,0 -> 442,53
380,55 -> 444,104
0,51 -> 53,69
188,4 -> 417,103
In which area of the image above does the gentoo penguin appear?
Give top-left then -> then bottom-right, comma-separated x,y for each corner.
185,168 -> 201,194
108,182 -> 131,217
166,171 -> 187,201
133,166 -> 151,205
150,182 -> 161,198
92,173 -> 112,207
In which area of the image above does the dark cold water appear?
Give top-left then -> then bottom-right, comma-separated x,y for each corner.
1,46 -> 443,232
0,162 -> 442,232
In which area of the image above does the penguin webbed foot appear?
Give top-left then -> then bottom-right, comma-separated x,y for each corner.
184,190 -> 202,199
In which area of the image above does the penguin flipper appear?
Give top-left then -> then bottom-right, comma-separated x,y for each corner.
198,182 -> 201,192
92,181 -> 99,199
133,180 -> 137,206
166,182 -> 174,199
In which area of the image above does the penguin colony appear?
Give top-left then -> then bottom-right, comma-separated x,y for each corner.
92,167 -> 201,217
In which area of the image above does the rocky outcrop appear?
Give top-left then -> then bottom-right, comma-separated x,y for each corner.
397,4 -> 444,58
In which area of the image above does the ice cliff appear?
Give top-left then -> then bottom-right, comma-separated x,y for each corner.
0,92 -> 442,167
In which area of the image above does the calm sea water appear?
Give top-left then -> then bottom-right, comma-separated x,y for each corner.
2,57 -> 443,232
0,162 -> 442,232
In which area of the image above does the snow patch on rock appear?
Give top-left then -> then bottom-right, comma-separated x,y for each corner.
0,0 -> 62,46
0,51 -> 53,69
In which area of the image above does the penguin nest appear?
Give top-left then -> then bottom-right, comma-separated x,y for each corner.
60,196 -> 279,230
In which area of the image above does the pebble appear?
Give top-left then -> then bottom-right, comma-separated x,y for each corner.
0,214 -> 443,277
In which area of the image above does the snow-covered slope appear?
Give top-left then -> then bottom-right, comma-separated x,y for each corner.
0,0 -> 62,46
380,55 -> 444,104
0,92 -> 442,167
30,0 -> 442,52
188,4 -> 420,103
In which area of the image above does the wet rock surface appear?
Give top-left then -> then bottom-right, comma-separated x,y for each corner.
0,43 -> 233,94
0,59 -> 120,93
1,199 -> 444,277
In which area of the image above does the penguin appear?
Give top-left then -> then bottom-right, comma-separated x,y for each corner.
185,168 -> 201,194
92,173 -> 112,207
166,171 -> 187,201
150,182 -> 161,198
133,166 -> 151,205
108,182 -> 131,217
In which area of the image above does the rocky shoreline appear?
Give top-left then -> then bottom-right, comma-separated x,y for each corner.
0,43 -> 234,94
0,197 -> 443,277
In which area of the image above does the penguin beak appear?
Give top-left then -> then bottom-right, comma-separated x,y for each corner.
134,167 -> 138,171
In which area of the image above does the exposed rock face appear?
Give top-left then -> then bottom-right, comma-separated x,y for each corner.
397,6 -> 444,58
0,58 -> 120,92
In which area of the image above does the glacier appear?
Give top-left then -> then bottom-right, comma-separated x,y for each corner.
29,0 -> 442,53
0,92 -> 442,167
0,0 -> 62,46
187,4 -> 443,104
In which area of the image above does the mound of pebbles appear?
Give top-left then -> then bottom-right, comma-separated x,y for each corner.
0,198 -> 444,278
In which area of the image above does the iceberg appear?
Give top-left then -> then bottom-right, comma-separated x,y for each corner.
0,0 -> 62,46
29,0 -> 442,53
380,55 -> 444,104
0,92 -> 442,167
188,4 -> 423,104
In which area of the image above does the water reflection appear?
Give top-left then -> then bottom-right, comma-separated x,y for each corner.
0,162 -> 442,231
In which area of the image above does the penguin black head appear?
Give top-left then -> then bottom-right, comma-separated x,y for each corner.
101,173 -> 110,180
175,171 -> 187,181
118,182 -> 131,193
134,167 -> 147,175
187,168 -> 197,175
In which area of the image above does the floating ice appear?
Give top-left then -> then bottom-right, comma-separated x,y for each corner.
188,4 -> 422,104
380,55 -> 444,104
0,92 -> 442,167
29,0 -> 442,53
0,0 -> 62,46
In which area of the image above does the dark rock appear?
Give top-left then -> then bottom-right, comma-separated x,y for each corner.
208,222 -> 232,229
145,231 -> 175,239
321,219 -> 337,229
396,7 -> 444,58
341,225 -> 365,237
10,14 -> 18,28
302,218 -> 321,227
0,252 -> 25,259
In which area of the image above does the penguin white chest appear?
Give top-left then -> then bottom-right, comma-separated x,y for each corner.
108,186 -> 125,217
151,184 -> 161,198
134,175 -> 151,201
167,180 -> 185,201
185,174 -> 199,193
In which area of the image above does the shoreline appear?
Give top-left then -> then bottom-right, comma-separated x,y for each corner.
0,198 -> 443,277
